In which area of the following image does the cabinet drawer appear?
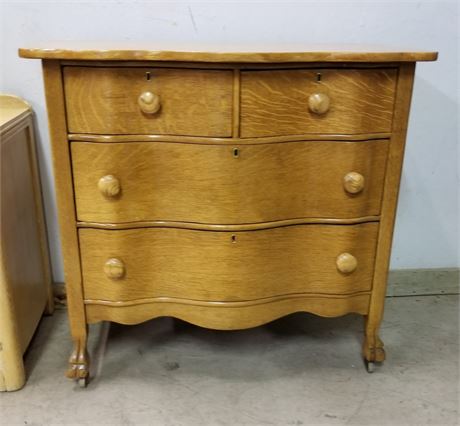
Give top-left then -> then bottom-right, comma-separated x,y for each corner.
240,68 -> 397,137
64,67 -> 233,136
72,140 -> 388,224
80,223 -> 378,302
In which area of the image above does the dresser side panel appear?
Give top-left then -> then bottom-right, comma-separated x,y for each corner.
366,63 -> 416,343
42,60 -> 87,340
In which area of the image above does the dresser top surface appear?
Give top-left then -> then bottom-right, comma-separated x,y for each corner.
18,43 -> 438,62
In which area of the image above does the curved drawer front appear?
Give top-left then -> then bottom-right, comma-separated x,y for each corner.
240,68 -> 397,137
80,223 -> 378,303
72,140 -> 388,224
64,67 -> 233,136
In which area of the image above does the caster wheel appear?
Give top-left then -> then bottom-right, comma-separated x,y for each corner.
77,377 -> 88,388
365,361 -> 375,373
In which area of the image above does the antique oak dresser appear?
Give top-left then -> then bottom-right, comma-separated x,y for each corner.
20,45 -> 437,386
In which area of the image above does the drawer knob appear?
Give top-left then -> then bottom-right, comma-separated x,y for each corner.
138,91 -> 161,114
98,175 -> 121,198
104,258 -> 125,279
343,172 -> 365,194
336,253 -> 358,274
308,93 -> 330,115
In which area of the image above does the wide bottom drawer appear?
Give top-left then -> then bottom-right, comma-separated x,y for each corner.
80,223 -> 378,303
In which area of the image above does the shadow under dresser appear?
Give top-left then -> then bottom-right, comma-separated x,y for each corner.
19,45 -> 437,386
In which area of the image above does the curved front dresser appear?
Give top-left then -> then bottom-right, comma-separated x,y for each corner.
20,45 -> 437,383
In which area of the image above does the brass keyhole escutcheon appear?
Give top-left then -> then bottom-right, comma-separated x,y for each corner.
233,148 -> 239,158
231,234 -> 237,243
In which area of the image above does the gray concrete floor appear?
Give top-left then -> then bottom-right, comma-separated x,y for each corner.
1,295 -> 458,425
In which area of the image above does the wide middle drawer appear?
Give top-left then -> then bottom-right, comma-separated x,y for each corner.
71,140 -> 388,224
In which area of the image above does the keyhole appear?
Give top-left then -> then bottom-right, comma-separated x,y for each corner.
233,148 -> 239,158
316,73 -> 322,82
231,234 -> 237,243
146,72 -> 151,81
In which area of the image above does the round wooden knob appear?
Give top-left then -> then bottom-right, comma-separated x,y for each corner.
336,253 -> 358,274
343,172 -> 365,194
308,93 -> 330,115
98,175 -> 121,198
104,258 -> 125,279
138,91 -> 161,114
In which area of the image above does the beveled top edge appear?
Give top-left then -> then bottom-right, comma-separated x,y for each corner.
18,44 -> 438,62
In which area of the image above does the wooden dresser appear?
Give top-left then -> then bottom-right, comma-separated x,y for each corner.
19,45 -> 437,386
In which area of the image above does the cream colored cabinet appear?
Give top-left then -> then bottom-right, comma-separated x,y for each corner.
0,95 -> 54,391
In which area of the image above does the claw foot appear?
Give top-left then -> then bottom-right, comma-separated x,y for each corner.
66,342 -> 89,385
362,335 -> 385,363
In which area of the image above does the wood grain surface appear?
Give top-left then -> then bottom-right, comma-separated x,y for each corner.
18,43 -> 438,62
363,63 -> 417,363
64,67 -> 233,136
77,216 -> 380,231
71,140 -> 388,224
43,61 -> 90,381
68,132 -> 392,144
241,68 -> 397,137
85,293 -> 371,329
79,223 -> 379,303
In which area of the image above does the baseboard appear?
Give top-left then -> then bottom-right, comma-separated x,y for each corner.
387,268 -> 459,297
52,268 -> 460,302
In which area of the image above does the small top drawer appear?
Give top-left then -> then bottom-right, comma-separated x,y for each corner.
240,68 -> 397,137
63,67 -> 233,136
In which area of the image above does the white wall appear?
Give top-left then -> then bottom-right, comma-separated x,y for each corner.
1,0 -> 458,281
